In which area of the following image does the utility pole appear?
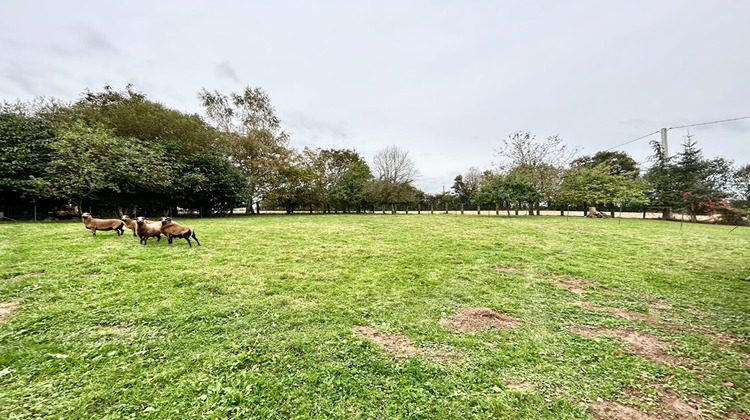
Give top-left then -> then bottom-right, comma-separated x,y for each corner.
660,128 -> 669,159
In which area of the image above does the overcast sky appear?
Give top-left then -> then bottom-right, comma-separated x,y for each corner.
2,1 -> 749,193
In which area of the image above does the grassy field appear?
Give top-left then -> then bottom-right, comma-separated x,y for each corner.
1,215 -> 749,419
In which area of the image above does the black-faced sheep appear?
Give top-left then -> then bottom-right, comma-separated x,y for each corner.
159,217 -> 200,247
81,212 -> 125,236
120,215 -> 138,237
135,217 -> 163,245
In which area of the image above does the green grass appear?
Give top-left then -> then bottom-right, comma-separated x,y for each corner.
1,215 -> 748,419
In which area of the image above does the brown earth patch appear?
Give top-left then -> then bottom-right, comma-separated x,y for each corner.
353,326 -> 462,363
592,387 -> 707,420
590,400 -> 663,419
354,326 -> 422,361
0,301 -> 19,321
492,266 -> 520,274
552,275 -> 598,294
439,307 -> 519,333
657,389 -> 705,419
648,300 -> 673,310
7,272 -> 43,280
572,301 -> 658,324
506,379 -> 536,391
571,327 -> 679,364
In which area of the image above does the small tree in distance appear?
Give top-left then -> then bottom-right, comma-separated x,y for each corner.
369,146 -> 420,213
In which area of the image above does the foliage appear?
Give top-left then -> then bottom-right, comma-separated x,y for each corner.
199,87 -> 292,212
369,146 -> 420,212
302,148 -> 367,211
571,151 -> 639,178
329,161 -> 373,211
495,131 -> 579,210
557,165 -> 648,211
0,112 -> 54,200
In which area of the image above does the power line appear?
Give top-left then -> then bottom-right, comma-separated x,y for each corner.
603,115 -> 750,152
668,115 -> 750,130
603,131 -> 660,152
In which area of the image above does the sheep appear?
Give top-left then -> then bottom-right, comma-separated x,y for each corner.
120,215 -> 138,237
159,217 -> 200,247
135,216 -> 163,245
81,212 -> 125,236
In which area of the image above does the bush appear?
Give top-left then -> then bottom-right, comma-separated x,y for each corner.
715,206 -> 749,226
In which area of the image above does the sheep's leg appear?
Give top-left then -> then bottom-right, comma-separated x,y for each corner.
91,227 -> 97,236
156,235 -> 161,242
186,237 -> 192,247
192,232 -> 200,246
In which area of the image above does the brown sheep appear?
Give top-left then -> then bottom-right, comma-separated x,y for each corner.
120,215 -> 138,237
159,217 -> 200,247
135,217 -> 163,245
81,212 -> 124,236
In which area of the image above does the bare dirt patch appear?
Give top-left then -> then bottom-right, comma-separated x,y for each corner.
552,275 -> 598,294
572,300 -> 747,351
439,307 -> 519,333
7,272 -> 43,280
0,301 -> 19,321
572,301 -> 658,324
571,327 -> 679,364
590,400 -> 662,419
591,387 -> 707,420
648,300 -> 673,310
492,266 -> 520,274
506,379 -> 536,391
658,389 -> 705,419
353,326 -> 424,361
353,326 -> 462,363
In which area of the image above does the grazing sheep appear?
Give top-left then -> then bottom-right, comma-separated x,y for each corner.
159,217 -> 200,247
135,217 -> 163,245
120,215 -> 138,237
81,212 -> 125,236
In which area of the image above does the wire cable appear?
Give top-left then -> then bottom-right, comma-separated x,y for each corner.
668,115 -> 750,130
603,131 -> 660,152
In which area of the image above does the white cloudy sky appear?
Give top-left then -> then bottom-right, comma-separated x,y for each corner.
1,1 -> 749,193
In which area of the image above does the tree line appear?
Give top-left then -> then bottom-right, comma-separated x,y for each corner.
1,85 -> 748,224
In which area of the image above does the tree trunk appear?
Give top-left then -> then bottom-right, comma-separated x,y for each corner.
662,208 -> 673,220
495,202 -> 499,215
391,203 -> 396,214
460,203 -> 464,214
528,201 -> 534,216
536,203 -> 540,215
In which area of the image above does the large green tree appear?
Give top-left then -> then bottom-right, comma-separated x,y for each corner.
0,112 -> 54,202
495,131 -> 578,215
330,161 -> 373,212
199,87 -> 292,214
557,164 -> 648,216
